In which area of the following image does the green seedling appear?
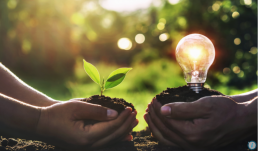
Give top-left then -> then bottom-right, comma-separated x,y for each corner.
83,59 -> 132,96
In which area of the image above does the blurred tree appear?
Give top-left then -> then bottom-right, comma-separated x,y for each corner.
0,0 -> 256,88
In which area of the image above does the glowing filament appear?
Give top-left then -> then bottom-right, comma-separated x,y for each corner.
188,48 -> 201,60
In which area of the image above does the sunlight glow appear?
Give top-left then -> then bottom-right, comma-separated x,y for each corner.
118,38 -> 132,50
99,0 -> 153,12
168,0 -> 180,5
135,34 -> 145,44
188,48 -> 201,60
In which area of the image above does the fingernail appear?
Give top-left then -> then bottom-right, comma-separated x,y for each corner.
161,106 -> 171,116
107,109 -> 118,119
126,107 -> 133,112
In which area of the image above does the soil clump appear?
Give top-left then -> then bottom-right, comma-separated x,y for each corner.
80,95 -> 135,114
155,85 -> 223,104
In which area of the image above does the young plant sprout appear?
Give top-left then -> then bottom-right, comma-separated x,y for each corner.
83,59 -> 132,96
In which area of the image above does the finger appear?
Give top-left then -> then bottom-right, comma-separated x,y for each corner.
72,101 -> 118,121
122,134 -> 133,141
152,99 -> 167,122
122,119 -> 139,141
149,104 -> 187,147
91,111 -> 137,148
144,113 -> 177,146
160,97 -> 212,119
152,99 -> 202,136
87,108 -> 132,141
146,103 -> 151,112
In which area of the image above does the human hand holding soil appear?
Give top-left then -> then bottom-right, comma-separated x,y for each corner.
37,99 -> 138,151
144,95 -> 257,151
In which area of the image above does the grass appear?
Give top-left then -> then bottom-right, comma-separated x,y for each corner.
22,59 -> 257,131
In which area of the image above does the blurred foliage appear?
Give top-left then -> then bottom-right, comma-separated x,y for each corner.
0,0 -> 256,88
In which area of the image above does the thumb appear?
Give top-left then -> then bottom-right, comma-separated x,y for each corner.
160,98 -> 211,119
73,102 -> 118,121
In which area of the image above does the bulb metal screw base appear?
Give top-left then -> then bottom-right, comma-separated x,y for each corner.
187,83 -> 204,93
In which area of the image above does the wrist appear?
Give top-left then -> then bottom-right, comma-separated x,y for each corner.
45,98 -> 59,106
36,107 -> 51,138
0,94 -> 42,136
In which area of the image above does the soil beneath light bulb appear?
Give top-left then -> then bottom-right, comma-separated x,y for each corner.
0,86 -> 256,151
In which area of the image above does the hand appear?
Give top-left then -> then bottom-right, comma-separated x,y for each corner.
144,96 -> 256,151
36,99 -> 138,151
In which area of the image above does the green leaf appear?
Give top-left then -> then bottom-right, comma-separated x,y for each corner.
83,59 -> 100,85
105,68 -> 132,89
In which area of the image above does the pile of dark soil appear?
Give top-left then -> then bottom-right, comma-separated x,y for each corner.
0,129 -> 256,151
155,85 -> 223,104
0,86 -> 256,151
81,95 -> 135,114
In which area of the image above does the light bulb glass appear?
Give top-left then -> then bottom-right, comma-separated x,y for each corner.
176,34 -> 215,85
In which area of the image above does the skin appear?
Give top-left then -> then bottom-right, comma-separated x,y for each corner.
144,91 -> 257,151
0,63 -> 58,107
0,63 -> 138,150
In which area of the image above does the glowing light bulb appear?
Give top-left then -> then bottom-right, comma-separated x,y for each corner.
176,34 -> 215,93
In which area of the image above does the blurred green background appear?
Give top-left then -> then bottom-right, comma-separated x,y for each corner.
0,0 -> 257,131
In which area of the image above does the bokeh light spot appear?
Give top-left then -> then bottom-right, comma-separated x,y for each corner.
177,17 -> 187,28
7,0 -> 17,9
135,34 -> 145,44
221,15 -> 229,22
232,11 -> 240,18
118,38 -> 132,50
231,5 -> 237,12
101,15 -> 114,28
71,13 -> 85,25
223,67 -> 231,74
238,70 -> 244,78
234,38 -> 241,45
159,33 -> 169,42
233,66 -> 240,74
168,0 -> 180,5
22,39 -> 31,54
159,18 -> 166,24
235,50 -> 243,59
249,47 -> 257,54
244,0 -> 252,6
157,22 -> 165,30
212,3 -> 220,11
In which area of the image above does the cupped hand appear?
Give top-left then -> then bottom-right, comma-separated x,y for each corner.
144,96 -> 256,151
36,99 -> 138,150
